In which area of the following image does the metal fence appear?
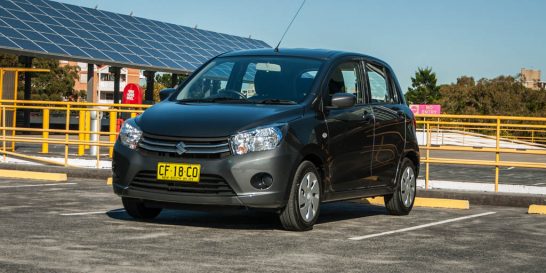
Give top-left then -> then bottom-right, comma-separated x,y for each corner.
1,100 -> 546,193
0,99 -> 149,167
417,114 -> 546,192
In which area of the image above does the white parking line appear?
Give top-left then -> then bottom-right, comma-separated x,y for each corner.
60,209 -> 125,216
506,167 -> 515,170
532,182 -> 546,186
0,183 -> 77,189
348,211 -> 497,241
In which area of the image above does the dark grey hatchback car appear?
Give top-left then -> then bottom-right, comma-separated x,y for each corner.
113,48 -> 420,231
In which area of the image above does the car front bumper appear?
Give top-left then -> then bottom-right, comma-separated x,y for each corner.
112,141 -> 299,209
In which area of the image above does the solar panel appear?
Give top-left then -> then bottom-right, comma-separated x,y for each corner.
0,0 -> 270,73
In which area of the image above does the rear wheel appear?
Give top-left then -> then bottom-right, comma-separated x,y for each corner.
279,161 -> 321,231
122,197 -> 162,219
384,158 -> 416,215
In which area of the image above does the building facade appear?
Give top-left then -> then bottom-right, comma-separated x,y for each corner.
521,68 -> 546,90
62,61 -> 142,103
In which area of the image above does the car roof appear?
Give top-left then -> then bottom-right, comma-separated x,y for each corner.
219,48 -> 391,68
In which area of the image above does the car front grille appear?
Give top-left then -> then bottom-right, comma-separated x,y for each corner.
130,171 -> 236,196
138,133 -> 231,158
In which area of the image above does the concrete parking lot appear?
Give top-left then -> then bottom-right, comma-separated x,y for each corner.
0,178 -> 545,273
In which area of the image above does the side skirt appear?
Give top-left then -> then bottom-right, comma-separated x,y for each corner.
322,186 -> 394,203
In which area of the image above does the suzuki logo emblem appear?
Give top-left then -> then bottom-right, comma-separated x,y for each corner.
175,142 -> 187,155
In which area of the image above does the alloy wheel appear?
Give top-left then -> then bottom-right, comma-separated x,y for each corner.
298,172 -> 320,222
400,166 -> 416,208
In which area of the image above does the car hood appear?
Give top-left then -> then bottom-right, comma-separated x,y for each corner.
136,101 -> 304,138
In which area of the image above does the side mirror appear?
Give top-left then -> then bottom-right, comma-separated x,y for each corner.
331,93 -> 356,108
159,88 -> 176,101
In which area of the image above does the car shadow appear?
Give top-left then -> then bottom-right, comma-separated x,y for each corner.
317,201 -> 387,224
106,201 -> 388,230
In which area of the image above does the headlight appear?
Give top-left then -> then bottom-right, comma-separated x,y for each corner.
230,124 -> 285,155
119,119 -> 142,149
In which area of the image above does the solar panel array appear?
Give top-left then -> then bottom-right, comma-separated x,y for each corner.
0,0 -> 270,73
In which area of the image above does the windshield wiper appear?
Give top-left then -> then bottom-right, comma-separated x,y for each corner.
178,97 -> 251,103
255,99 -> 297,105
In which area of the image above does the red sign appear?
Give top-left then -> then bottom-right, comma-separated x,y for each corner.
410,104 -> 441,114
122,83 -> 142,104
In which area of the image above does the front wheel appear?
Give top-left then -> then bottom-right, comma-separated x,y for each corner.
384,158 -> 417,215
122,197 -> 162,220
279,161 -> 321,231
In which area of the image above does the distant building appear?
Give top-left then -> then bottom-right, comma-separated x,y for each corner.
521,68 -> 546,90
61,60 -> 142,103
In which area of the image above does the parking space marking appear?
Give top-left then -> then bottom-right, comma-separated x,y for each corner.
348,211 -> 496,241
0,182 -> 77,189
364,196 -> 470,209
0,169 -> 67,181
60,209 -> 125,216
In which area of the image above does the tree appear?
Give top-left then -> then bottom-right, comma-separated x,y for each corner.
154,73 -> 188,89
148,73 -> 188,102
438,75 -> 546,117
0,54 -> 18,67
27,58 -> 79,101
155,73 -> 172,88
0,53 -> 79,101
405,67 -> 440,104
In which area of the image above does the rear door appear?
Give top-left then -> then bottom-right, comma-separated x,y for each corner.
324,60 -> 375,192
364,62 -> 406,186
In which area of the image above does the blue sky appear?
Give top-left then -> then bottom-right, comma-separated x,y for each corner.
58,0 -> 546,90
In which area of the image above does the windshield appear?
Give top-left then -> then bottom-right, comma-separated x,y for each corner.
175,56 -> 323,104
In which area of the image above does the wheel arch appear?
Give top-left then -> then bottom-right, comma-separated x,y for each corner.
281,145 -> 328,204
404,150 -> 420,176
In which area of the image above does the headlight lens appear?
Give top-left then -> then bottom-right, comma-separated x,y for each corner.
230,125 -> 285,155
119,119 -> 142,149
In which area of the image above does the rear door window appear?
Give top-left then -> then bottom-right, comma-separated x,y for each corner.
366,63 -> 396,104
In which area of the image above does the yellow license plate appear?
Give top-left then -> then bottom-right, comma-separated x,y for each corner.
156,162 -> 201,183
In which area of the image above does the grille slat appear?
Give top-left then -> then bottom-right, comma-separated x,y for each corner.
140,138 -> 178,147
130,171 -> 235,196
138,133 -> 231,158
138,143 -> 178,153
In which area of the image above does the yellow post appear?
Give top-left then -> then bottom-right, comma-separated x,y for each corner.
64,104 -> 70,166
0,70 -> 2,160
11,71 -> 18,151
2,107 -> 5,162
495,118 -> 501,192
130,112 -> 137,119
109,110 -> 117,158
41,108 -> 49,153
531,130 -> 535,143
78,110 -> 85,155
436,117 -> 440,143
426,122 -> 431,191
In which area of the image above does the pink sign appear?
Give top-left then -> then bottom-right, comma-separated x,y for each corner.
410,104 -> 441,114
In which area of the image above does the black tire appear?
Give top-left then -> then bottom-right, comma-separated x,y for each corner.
384,158 -> 417,216
279,161 -> 322,231
122,197 -> 162,220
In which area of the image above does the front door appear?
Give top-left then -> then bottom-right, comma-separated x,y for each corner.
324,61 -> 375,192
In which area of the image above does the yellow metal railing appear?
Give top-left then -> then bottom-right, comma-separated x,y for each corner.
1,100 -> 545,193
0,99 -> 150,168
416,114 -> 546,192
